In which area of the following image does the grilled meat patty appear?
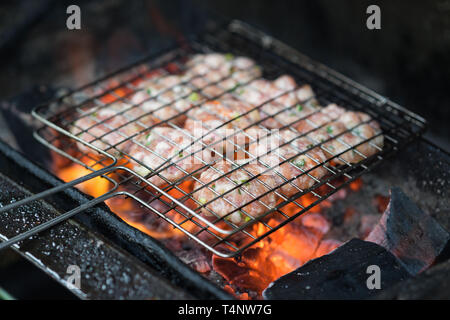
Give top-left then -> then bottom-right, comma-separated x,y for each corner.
193,161 -> 279,226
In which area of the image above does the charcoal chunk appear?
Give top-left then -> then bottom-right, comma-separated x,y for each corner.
367,187 -> 450,275
262,239 -> 409,300
374,258 -> 450,300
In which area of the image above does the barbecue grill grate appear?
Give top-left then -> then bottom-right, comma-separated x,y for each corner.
19,20 -> 426,258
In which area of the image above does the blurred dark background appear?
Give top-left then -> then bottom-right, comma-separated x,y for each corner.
0,0 -> 448,149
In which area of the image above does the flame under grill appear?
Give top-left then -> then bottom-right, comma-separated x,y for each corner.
32,20 -> 426,257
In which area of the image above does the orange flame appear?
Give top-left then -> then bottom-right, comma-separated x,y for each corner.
57,156 -> 113,197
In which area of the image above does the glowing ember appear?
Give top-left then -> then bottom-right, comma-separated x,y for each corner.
56,156 -> 113,198
374,194 -> 390,213
314,239 -> 342,258
212,213 -> 335,297
349,178 -> 363,192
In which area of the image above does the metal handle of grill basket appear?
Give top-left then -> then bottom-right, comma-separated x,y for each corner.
0,167 -> 118,252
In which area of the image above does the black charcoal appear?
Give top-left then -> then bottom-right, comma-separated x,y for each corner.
366,187 -> 450,275
263,239 -> 409,300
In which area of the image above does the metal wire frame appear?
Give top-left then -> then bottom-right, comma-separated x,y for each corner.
25,20 -> 426,257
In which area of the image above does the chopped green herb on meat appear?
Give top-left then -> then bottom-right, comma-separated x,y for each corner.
189,92 -> 199,102
225,53 -> 234,61
292,158 -> 306,168
353,128 -> 361,136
